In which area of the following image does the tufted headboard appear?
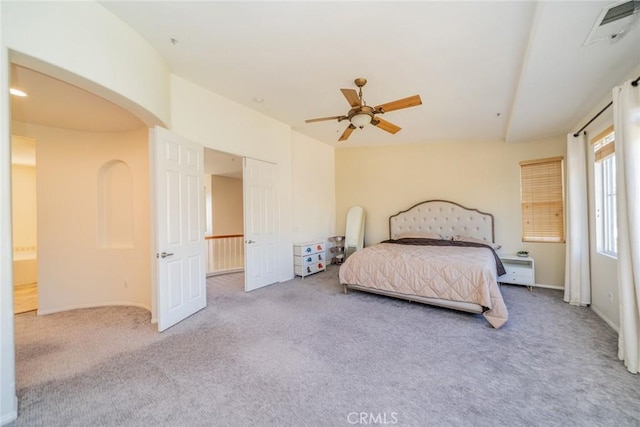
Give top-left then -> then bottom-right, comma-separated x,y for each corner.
389,200 -> 495,242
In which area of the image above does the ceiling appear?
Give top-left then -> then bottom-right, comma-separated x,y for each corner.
204,149 -> 243,178
99,0 -> 639,146
10,67 -> 241,177
10,2 -> 640,148
10,64 -> 145,133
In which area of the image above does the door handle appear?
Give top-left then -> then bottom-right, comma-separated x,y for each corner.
160,252 -> 174,258
246,240 -> 255,244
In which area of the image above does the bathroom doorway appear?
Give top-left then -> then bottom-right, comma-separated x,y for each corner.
11,135 -> 38,314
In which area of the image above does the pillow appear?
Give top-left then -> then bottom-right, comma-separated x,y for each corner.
397,231 -> 444,240
451,235 -> 501,250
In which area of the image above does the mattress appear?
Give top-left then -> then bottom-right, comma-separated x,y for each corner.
339,240 -> 508,328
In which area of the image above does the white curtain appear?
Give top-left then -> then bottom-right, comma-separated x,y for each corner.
564,132 -> 591,306
613,79 -> 640,374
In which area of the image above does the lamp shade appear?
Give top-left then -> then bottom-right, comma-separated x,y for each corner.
350,113 -> 371,128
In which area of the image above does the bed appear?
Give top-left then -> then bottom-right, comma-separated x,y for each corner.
339,200 -> 508,328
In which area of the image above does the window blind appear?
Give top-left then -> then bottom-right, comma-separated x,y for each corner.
591,125 -> 615,162
520,156 -> 565,243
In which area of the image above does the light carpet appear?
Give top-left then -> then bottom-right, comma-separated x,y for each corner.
9,266 -> 640,426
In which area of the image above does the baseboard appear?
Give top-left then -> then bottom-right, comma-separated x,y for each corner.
206,268 -> 244,277
0,396 -> 18,425
590,305 -> 619,333
37,302 -> 151,316
534,283 -> 564,290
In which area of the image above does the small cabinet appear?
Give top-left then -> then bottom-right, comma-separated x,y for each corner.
294,241 -> 326,278
498,255 -> 535,287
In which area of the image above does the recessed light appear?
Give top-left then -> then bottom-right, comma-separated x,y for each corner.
10,88 -> 27,97
253,97 -> 264,103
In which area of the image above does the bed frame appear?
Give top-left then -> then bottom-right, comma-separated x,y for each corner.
344,200 -> 496,314
388,199 -> 494,242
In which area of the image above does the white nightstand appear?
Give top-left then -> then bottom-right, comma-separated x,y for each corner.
498,255 -> 535,289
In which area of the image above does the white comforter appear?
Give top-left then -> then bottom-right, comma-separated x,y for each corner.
339,242 -> 508,328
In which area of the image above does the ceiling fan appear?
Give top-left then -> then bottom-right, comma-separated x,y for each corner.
305,78 -> 422,142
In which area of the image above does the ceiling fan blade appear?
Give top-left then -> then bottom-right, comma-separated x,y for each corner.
375,95 -> 422,113
338,124 -> 356,142
373,117 -> 401,134
340,89 -> 361,108
305,115 -> 346,123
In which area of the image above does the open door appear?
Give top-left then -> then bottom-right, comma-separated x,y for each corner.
151,126 -> 206,332
243,157 -> 279,291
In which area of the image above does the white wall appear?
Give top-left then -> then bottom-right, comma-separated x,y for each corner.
1,5 -> 18,418
204,174 -> 213,236
11,158 -> 38,286
211,175 -> 244,235
12,123 -> 150,314
292,131 -> 336,243
11,163 -> 36,255
335,137 -> 567,287
3,1 -> 170,127
170,75 -> 296,281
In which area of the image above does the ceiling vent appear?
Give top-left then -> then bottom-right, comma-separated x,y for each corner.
584,0 -> 640,45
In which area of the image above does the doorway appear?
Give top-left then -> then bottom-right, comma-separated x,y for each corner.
11,135 -> 38,314
204,148 -> 245,276
9,63 -> 151,315
203,150 -> 280,291
9,63 -> 280,319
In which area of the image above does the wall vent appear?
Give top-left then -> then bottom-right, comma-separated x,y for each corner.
584,0 -> 640,45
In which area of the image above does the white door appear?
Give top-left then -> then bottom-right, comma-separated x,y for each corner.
151,126 -> 206,332
243,157 -> 279,291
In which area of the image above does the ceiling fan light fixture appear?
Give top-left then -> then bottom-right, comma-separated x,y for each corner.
304,77 -> 422,142
351,112 -> 371,128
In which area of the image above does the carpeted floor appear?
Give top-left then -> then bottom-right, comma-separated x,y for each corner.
9,265 -> 640,426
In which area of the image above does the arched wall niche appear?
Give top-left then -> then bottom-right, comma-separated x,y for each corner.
97,159 -> 133,248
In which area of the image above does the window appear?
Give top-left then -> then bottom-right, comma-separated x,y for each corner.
593,126 -> 617,257
520,157 -> 565,243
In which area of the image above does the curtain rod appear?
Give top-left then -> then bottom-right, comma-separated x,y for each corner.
572,102 -> 612,137
573,74 -> 640,137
